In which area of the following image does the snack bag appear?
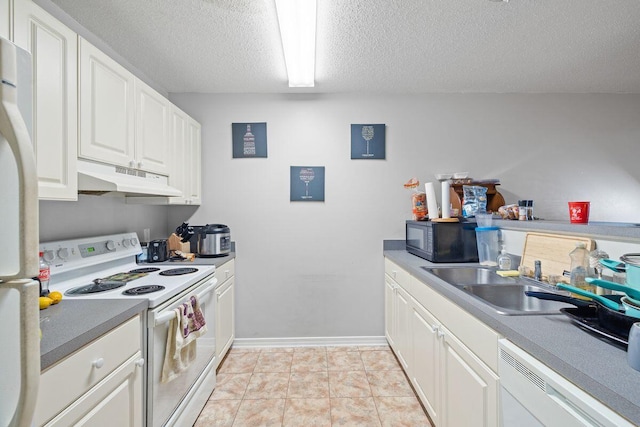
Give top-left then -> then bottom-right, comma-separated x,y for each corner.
462,185 -> 487,217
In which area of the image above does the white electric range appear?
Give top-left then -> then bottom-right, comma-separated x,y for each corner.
41,232 -> 218,427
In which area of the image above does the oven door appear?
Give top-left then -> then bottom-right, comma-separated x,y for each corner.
147,275 -> 218,427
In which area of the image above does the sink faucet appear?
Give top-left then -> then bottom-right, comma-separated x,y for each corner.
534,260 -> 542,281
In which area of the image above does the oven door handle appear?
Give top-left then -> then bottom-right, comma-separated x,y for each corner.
153,277 -> 218,326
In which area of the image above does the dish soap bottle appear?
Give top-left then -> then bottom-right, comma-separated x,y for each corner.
497,246 -> 512,271
569,242 -> 592,293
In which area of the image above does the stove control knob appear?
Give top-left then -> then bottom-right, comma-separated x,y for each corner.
106,240 -> 116,251
131,237 -> 138,246
57,248 -> 69,260
122,239 -> 131,248
43,250 -> 55,263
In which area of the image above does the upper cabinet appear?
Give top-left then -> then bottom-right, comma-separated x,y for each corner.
13,0 -> 78,200
78,36 -> 136,169
79,37 -> 173,177
134,78 -> 170,175
163,107 -> 201,205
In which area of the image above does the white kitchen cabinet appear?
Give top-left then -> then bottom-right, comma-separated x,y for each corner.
384,258 -> 500,427
78,36 -> 136,169
215,259 -> 235,368
13,0 -> 78,200
134,77 -> 170,175
34,315 -> 143,427
440,325 -> 499,427
185,115 -> 202,204
1,0 -> 9,39
168,107 -> 201,205
384,259 -> 412,371
411,300 -> 440,425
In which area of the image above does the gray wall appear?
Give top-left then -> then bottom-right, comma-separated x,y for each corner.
39,196 -> 169,243
168,93 -> 640,340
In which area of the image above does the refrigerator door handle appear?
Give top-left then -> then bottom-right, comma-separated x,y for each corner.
0,37 -> 39,281
7,280 -> 40,427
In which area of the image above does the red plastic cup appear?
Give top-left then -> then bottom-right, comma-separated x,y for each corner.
568,201 -> 590,224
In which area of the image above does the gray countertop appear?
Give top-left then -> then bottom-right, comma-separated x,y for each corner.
39,299 -> 147,370
383,249 -> 640,425
39,253 -> 236,370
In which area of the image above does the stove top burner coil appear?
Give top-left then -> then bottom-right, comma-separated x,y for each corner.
129,267 -> 161,274
65,280 -> 126,295
123,285 -> 166,295
159,267 -> 198,276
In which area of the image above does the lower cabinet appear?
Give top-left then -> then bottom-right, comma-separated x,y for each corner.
440,325 -> 498,427
34,315 -> 144,427
215,259 -> 235,368
384,258 -> 499,427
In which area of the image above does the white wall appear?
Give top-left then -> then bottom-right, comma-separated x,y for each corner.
168,93 -> 640,340
39,195 -> 169,243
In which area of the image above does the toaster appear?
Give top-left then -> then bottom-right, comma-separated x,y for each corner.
148,239 -> 168,263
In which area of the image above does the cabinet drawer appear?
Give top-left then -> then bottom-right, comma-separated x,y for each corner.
35,316 -> 141,425
384,258 -> 411,291
214,259 -> 235,284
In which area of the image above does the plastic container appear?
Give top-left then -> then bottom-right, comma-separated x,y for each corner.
569,242 -> 593,293
475,212 -> 493,228
476,227 -> 500,266
568,201 -> 590,224
497,247 -> 512,270
38,251 -> 50,296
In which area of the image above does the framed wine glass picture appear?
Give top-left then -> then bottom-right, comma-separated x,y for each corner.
290,166 -> 325,202
232,122 -> 268,158
351,124 -> 385,159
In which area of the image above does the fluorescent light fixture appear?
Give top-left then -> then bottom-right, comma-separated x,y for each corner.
275,0 -> 317,87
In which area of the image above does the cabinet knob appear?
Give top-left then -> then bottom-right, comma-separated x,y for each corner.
135,358 -> 145,367
93,358 -> 105,369
437,330 -> 445,338
392,270 -> 397,278
431,324 -> 438,333
137,161 -> 143,169
129,160 -> 136,168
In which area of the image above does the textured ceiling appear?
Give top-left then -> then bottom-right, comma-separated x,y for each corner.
48,0 -> 640,94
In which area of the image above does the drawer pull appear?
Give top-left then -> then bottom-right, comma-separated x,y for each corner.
93,358 -> 105,369
135,358 -> 145,367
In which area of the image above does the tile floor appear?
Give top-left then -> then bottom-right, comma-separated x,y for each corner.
194,345 -> 433,427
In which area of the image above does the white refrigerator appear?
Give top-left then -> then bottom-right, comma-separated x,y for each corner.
0,36 -> 41,427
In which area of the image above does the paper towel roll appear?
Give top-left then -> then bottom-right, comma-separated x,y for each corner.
441,180 -> 451,219
425,182 -> 439,219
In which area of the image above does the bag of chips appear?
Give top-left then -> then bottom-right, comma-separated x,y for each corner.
462,185 -> 487,217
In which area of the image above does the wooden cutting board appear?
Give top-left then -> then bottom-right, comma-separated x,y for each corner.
520,232 -> 595,279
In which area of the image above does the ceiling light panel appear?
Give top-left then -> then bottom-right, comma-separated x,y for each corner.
275,0 -> 317,87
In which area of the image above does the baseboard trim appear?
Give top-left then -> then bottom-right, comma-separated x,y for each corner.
232,336 -> 388,348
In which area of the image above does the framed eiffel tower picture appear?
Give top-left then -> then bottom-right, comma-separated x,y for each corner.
232,122 -> 268,158
351,124 -> 385,159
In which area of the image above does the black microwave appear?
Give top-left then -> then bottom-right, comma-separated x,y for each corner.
406,220 -> 479,263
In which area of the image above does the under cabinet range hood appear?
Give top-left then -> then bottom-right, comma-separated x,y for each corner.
77,159 -> 182,197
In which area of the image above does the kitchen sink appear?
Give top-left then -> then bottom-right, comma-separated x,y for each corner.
422,267 -> 516,285
422,266 -> 572,315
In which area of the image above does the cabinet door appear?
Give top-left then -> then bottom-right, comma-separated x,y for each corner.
134,78 -> 169,175
395,285 -> 411,371
46,353 -> 143,427
384,275 -> 397,348
79,37 -> 135,167
186,117 -> 201,204
411,301 -> 440,425
215,277 -> 235,365
13,0 -> 78,200
167,107 -> 188,204
441,328 -> 498,427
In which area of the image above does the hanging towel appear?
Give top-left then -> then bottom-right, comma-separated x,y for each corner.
161,295 -> 208,383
